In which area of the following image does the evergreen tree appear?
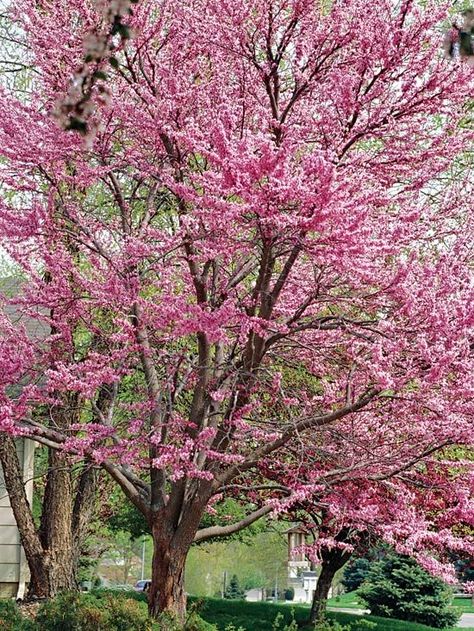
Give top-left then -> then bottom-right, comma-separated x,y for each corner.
224,575 -> 245,600
358,554 -> 459,629
341,558 -> 371,593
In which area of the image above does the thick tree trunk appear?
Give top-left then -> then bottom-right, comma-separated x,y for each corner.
148,525 -> 189,620
39,449 -> 76,593
0,432 -> 91,598
72,465 -> 99,579
309,548 -> 352,624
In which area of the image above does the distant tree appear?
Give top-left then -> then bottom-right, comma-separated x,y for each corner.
284,587 -> 295,601
108,493 -> 267,544
224,575 -> 245,600
341,558 -> 371,593
358,554 -> 459,629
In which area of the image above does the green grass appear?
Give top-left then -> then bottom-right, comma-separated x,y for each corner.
453,596 -> 474,613
327,591 -> 474,613
194,597 -> 474,631
327,592 -> 366,610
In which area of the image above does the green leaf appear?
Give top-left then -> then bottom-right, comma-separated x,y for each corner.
93,70 -> 109,81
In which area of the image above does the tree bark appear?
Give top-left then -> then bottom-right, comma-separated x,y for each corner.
72,465 -> 99,579
39,447 -> 76,593
148,524 -> 188,621
0,435 -> 51,597
309,547 -> 352,624
0,432 -> 98,598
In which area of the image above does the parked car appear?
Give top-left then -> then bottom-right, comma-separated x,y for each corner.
135,580 -> 151,592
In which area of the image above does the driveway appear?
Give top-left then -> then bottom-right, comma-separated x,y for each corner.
459,613 -> 474,628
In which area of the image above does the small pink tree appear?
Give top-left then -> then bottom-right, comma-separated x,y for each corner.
0,0 -> 472,618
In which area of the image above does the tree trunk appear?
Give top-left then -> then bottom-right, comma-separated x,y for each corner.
309,548 -> 352,624
0,435 -> 51,597
0,432 -> 84,598
72,465 -> 99,580
39,448 -> 76,593
148,524 -> 188,620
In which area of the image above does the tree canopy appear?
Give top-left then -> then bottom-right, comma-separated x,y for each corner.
0,0 -> 472,617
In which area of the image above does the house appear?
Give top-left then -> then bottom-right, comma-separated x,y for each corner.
286,525 -> 336,605
0,279 -> 47,597
0,440 -> 35,598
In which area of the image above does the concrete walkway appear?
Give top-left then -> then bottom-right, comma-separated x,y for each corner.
458,613 -> 474,628
327,607 -> 366,615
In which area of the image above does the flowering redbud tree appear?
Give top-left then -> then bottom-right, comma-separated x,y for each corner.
269,456 -> 474,621
0,0 -> 473,618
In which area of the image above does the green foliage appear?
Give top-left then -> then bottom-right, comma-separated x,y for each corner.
35,591 -> 152,631
342,558 -> 371,592
313,620 -> 351,631
91,587 -> 148,603
224,575 -> 245,600
155,611 -> 217,630
313,617 -> 376,631
197,499 -> 268,545
186,528 -> 287,597
108,493 -> 267,545
108,597 -> 153,631
0,600 -> 36,631
271,611 -> 298,631
350,621 -> 377,631
284,587 -> 295,601
108,492 -> 150,539
358,554 -> 460,629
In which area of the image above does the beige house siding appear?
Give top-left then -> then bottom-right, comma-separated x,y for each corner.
0,439 -> 35,597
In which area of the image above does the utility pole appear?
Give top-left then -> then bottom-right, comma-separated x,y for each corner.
140,536 -> 146,581
274,563 -> 278,602
222,570 -> 227,598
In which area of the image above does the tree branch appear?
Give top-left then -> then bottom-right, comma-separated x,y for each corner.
193,504 -> 272,543
216,388 -> 379,487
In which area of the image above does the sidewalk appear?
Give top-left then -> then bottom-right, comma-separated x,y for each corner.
458,613 -> 474,628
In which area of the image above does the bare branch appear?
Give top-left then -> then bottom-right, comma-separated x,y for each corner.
194,504 -> 272,543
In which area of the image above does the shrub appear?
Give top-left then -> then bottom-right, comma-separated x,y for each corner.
313,619 -> 351,631
91,587 -> 147,603
35,591 -> 152,631
0,600 -> 36,631
284,587 -> 295,601
155,610 -> 217,630
271,611 -> 298,631
350,621 -> 376,631
358,554 -> 460,629
313,620 -> 375,631
35,592 -> 107,631
105,595 -> 152,631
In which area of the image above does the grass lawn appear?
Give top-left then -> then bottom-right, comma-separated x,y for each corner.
326,591 -> 366,610
327,591 -> 474,614
195,597 -> 474,631
453,596 -> 474,613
